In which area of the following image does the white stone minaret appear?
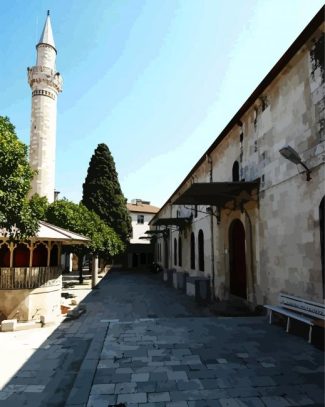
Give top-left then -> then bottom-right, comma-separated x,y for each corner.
28,11 -> 63,202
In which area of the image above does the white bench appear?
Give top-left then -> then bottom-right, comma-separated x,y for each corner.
264,293 -> 325,343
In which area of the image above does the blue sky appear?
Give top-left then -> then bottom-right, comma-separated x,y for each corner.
0,0 -> 323,207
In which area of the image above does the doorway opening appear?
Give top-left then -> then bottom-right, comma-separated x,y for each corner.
229,219 -> 247,299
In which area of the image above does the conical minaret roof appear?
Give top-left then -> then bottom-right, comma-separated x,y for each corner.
37,10 -> 56,50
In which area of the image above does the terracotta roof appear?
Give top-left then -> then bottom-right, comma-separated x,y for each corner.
127,203 -> 160,214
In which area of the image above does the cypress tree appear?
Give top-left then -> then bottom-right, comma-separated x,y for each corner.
82,143 -> 132,244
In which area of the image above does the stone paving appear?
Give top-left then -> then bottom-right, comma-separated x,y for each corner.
0,270 -> 324,407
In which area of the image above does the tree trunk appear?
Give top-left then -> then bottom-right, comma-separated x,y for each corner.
78,255 -> 83,284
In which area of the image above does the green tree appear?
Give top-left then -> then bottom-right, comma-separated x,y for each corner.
29,194 -> 49,220
46,199 -> 125,280
82,143 -> 132,244
0,116 -> 38,239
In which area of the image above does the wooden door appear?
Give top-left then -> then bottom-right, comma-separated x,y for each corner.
229,219 -> 247,299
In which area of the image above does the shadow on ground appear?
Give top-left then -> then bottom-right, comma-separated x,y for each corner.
0,270 -> 324,407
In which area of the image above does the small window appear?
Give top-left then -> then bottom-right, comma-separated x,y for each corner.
137,215 -> 144,224
232,161 -> 239,182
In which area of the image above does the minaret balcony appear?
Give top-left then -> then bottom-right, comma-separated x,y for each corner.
28,66 -> 63,93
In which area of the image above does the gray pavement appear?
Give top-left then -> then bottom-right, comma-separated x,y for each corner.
0,270 -> 324,407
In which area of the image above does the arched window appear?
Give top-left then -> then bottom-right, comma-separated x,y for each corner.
13,243 -> 30,267
178,236 -> 182,267
232,161 -> 239,182
174,238 -> 177,266
190,232 -> 195,269
198,230 -> 204,271
0,243 -> 10,267
32,243 -> 48,267
50,244 -> 58,266
164,239 -> 168,268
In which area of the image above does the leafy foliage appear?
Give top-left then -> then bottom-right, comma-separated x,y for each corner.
0,116 -> 38,239
29,194 -> 49,220
46,199 -> 125,259
82,143 -> 132,244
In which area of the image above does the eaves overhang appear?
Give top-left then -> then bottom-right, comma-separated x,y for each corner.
151,217 -> 192,227
172,181 -> 259,207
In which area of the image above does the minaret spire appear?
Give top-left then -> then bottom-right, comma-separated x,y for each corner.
27,12 -> 63,202
37,10 -> 56,51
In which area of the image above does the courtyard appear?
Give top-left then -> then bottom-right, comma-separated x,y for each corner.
0,270 -> 323,407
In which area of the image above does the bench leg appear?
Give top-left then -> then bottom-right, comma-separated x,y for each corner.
308,326 -> 312,344
286,317 -> 290,333
268,310 -> 273,324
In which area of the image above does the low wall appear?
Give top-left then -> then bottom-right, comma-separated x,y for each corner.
0,267 -> 62,322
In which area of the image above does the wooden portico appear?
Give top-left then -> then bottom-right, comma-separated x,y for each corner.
0,221 -> 89,322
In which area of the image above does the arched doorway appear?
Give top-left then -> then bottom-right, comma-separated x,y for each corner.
229,219 -> 247,299
320,197 -> 324,297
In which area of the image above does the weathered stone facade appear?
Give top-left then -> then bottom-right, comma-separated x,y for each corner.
152,10 -> 325,306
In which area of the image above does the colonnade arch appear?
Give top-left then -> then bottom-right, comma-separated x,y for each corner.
0,241 -> 61,268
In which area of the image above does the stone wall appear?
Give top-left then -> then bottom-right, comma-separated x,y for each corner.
154,24 -> 324,305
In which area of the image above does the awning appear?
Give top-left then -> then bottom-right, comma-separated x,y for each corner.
172,181 -> 259,206
151,217 -> 192,227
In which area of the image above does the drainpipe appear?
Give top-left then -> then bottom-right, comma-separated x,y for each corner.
207,154 -> 216,301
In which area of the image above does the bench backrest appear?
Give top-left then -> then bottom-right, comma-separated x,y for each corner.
280,293 -> 325,320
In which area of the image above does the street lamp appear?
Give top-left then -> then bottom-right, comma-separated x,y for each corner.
279,145 -> 311,181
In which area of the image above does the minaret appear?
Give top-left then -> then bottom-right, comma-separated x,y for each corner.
28,11 -> 63,202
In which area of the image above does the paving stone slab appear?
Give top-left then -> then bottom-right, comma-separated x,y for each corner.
117,392 -> 147,404
260,396 -> 291,407
90,384 -> 115,395
87,394 -> 117,406
114,382 -> 137,394
148,391 -> 171,402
